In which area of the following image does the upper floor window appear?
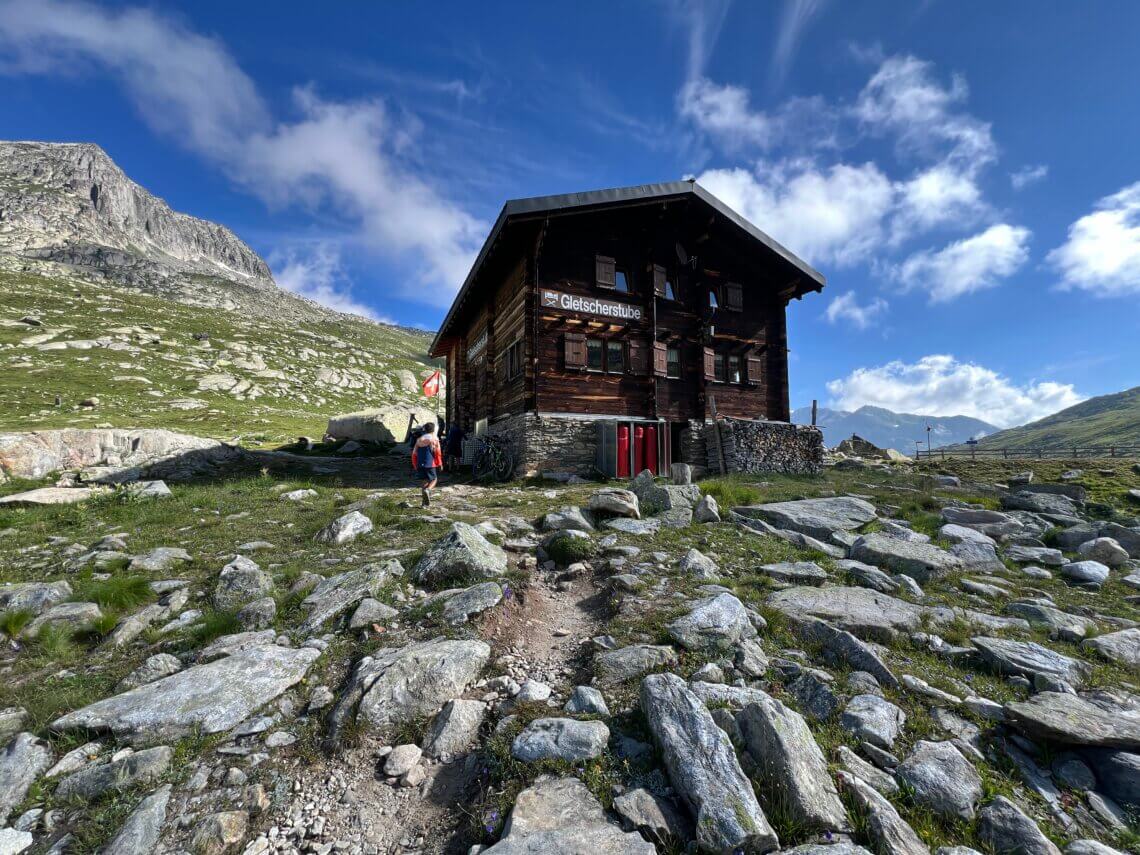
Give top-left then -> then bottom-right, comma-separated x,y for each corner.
728,354 -> 742,383
666,346 -> 681,379
614,268 -> 630,293
505,340 -> 523,380
586,338 -> 604,371
713,352 -> 727,383
652,264 -> 678,301
708,287 -> 719,309
606,340 -> 625,373
663,277 -> 677,300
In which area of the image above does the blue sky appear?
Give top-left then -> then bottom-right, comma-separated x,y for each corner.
2,1 -> 1138,427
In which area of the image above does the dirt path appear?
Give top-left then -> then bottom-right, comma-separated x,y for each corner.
258,564 -> 608,855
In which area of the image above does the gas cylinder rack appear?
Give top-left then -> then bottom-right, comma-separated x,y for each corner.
595,419 -> 669,478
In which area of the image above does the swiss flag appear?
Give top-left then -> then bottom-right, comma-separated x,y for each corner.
422,370 -> 442,398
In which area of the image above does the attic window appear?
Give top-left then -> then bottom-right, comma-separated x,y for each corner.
614,268 -> 630,293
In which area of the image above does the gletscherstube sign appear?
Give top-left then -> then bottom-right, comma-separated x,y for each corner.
466,328 -> 488,363
540,289 -> 642,321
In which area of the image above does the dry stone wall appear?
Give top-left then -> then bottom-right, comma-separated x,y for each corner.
703,418 -> 823,475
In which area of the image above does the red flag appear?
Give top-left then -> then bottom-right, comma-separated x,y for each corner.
422,369 -> 441,398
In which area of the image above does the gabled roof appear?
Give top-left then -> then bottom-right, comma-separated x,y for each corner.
431,179 -> 825,355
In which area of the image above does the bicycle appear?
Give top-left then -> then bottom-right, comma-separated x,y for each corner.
472,433 -> 515,482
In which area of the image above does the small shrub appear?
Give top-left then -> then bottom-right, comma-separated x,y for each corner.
0,608 -> 34,639
545,533 -> 597,566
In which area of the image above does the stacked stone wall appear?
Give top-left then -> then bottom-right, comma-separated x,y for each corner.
702,418 -> 823,475
486,413 -> 597,477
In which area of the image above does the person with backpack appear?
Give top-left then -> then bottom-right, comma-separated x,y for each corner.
411,422 -> 443,507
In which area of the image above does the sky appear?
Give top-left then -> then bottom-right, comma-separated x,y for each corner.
1,0 -> 1138,428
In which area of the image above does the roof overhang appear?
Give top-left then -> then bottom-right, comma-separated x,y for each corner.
431,179 -> 825,356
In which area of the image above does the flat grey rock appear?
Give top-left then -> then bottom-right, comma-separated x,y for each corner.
421,699 -> 486,759
588,487 -> 640,518
313,510 -> 373,545
25,601 -> 102,635
356,638 -> 490,731
0,828 -> 32,855
413,522 -> 508,585
484,775 -> 655,854
441,581 -> 502,625
55,745 -> 172,800
541,505 -> 595,532
667,592 -> 756,653
564,686 -> 609,716
837,745 -> 898,796
841,694 -> 905,749
128,547 -> 191,573
52,645 -> 320,745
1005,602 -> 1097,642
0,733 -> 51,824
601,517 -> 660,536
1077,537 -> 1130,567
1083,628 -> 1140,667
118,653 -> 183,691
977,795 -> 1060,855
896,740 -> 982,820
612,787 -> 692,846
760,561 -> 828,585
1079,748 -> 1140,807
972,637 -> 1090,687
641,673 -> 777,853
793,616 -> 899,688
594,644 -> 677,686
735,496 -> 876,542
301,561 -> 398,632
1005,544 -> 1065,566
1005,692 -> 1140,748
836,770 -> 927,855
735,691 -> 850,832
850,533 -> 962,582
511,718 -> 610,762
1061,560 -> 1110,587
839,559 -> 898,593
0,581 -> 72,616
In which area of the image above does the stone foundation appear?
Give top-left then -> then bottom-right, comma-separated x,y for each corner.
486,413 -> 597,477
702,418 -> 823,475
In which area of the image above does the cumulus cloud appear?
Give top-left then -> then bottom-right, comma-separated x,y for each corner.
1010,164 -> 1048,190
826,354 -> 1084,428
894,224 -> 1031,302
677,78 -> 775,149
824,290 -> 888,330
697,160 -> 894,266
0,0 -> 484,310
1047,181 -> 1140,297
271,244 -> 393,323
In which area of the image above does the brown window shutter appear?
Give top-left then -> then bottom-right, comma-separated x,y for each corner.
703,347 -> 716,381
746,353 -> 764,385
595,255 -> 616,288
725,282 -> 743,311
564,333 -> 586,368
652,264 -> 667,297
629,339 -> 650,375
652,341 -> 668,377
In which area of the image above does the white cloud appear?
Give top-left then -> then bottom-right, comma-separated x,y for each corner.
677,78 -> 774,149
892,162 -> 987,241
697,160 -> 894,266
271,243 -> 394,323
1010,164 -> 1048,190
771,0 -> 827,87
0,0 -> 484,308
1047,181 -> 1140,297
826,354 -> 1084,428
895,223 -> 1031,302
824,290 -> 887,330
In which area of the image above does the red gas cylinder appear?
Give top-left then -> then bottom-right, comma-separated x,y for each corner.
645,424 -> 658,474
617,424 -> 630,478
633,425 -> 645,474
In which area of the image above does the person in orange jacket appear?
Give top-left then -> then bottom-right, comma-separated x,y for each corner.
411,422 -> 443,507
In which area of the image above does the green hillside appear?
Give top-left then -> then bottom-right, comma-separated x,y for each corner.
0,269 -> 439,446
974,385 -> 1140,449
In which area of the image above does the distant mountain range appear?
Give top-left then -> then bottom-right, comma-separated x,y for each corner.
967,385 -> 1140,450
791,405 -> 998,451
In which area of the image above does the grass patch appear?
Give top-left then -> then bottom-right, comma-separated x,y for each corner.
72,575 -> 154,611
0,608 -> 34,638
188,609 -> 240,645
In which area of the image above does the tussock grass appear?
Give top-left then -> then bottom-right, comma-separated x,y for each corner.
72,575 -> 154,611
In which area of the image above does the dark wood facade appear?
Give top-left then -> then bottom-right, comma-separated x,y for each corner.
432,182 -> 824,433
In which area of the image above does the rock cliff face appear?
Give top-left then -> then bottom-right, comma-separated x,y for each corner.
0,141 -> 275,290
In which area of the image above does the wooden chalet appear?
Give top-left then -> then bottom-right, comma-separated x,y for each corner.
430,180 -> 825,476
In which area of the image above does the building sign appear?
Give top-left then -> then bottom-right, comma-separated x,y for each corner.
466,328 -> 488,363
540,289 -> 642,321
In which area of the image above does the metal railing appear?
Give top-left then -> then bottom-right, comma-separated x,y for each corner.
916,444 -> 1140,460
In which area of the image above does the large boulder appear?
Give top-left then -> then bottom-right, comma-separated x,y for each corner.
849,533 -> 962,582
0,581 -> 72,617
104,784 -> 171,855
1079,749 -> 1140,807
896,741 -> 982,820
977,795 -> 1061,855
841,695 -> 905,749
326,406 -> 436,445
421,699 -> 486,759
483,775 -> 655,854
594,645 -> 677,687
51,645 -> 320,745
0,733 -> 52,823
835,770 -> 927,855
1077,537 -> 1129,567
640,673 -> 778,853
735,692 -> 850,832
666,593 -> 756,653
355,638 -> 490,731
972,637 -> 1091,687
213,555 -> 273,611
413,523 -> 508,586
1004,692 -> 1140,749
1084,628 -> 1140,668
588,488 -> 640,519
55,745 -> 172,800
313,511 -> 373,545
735,496 -> 876,542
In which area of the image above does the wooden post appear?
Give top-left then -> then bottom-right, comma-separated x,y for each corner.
709,394 -> 727,476
811,399 -> 818,426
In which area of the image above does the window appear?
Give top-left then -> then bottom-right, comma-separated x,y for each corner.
724,282 -> 743,312
614,269 -> 630,293
728,354 -> 741,384
666,346 -> 681,379
708,287 -> 719,309
664,277 -> 677,300
505,340 -> 522,381
606,340 -> 625,374
652,264 -> 678,301
713,353 -> 727,383
595,255 -> 616,288
586,338 -> 604,371
564,333 -> 586,368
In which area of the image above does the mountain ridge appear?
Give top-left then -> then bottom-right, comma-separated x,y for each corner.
792,404 -> 998,451
966,385 -> 1140,449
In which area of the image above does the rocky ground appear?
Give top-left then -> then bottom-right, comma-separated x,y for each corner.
0,448 -> 1138,855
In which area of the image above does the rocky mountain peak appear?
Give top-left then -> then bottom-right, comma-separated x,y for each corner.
0,140 -> 275,291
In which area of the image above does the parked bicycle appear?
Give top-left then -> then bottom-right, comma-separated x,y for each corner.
472,433 -> 515,482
